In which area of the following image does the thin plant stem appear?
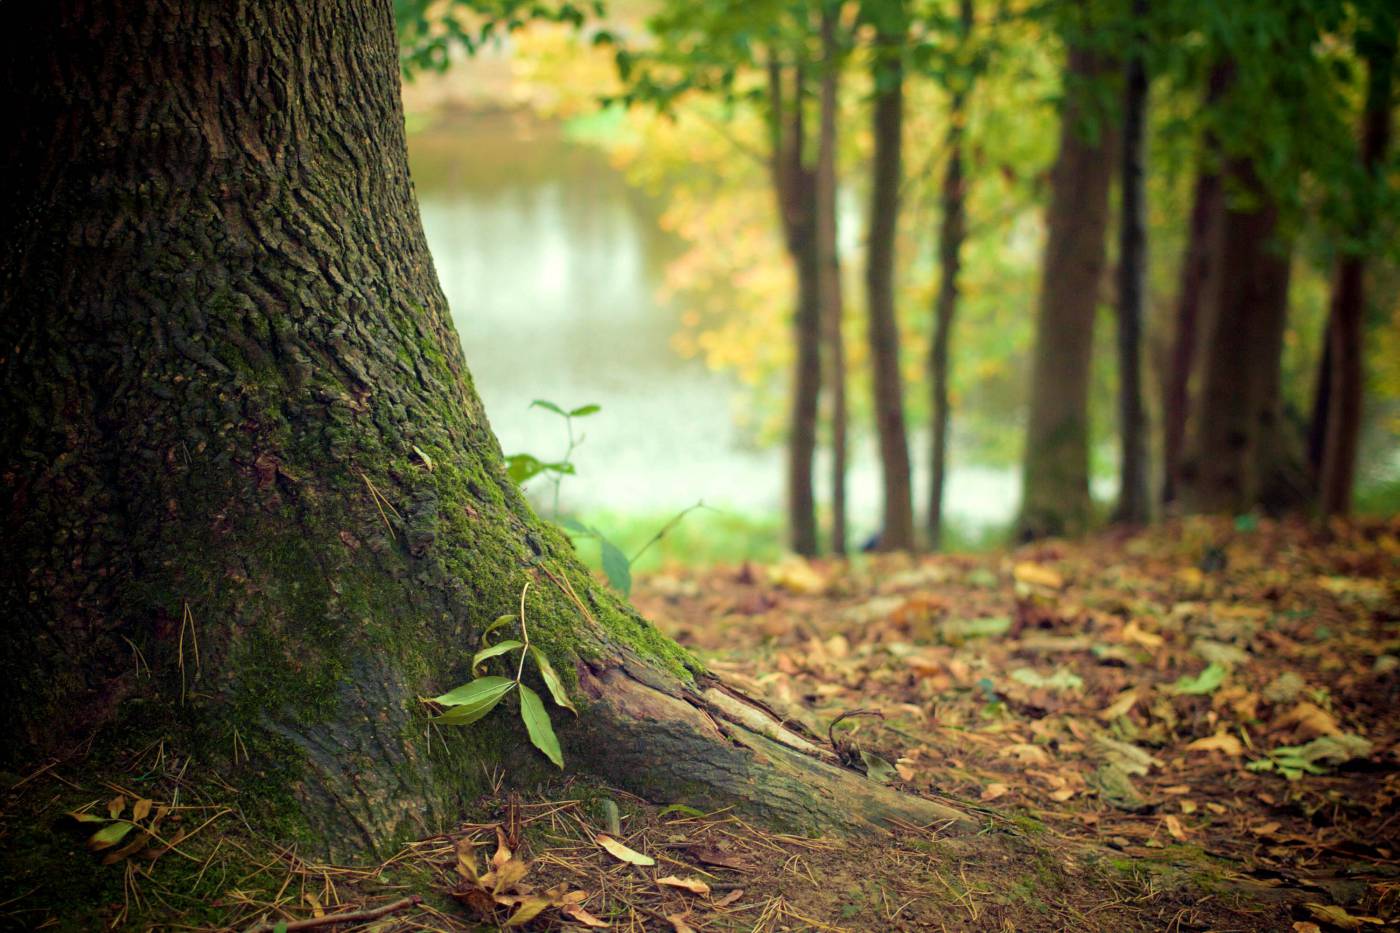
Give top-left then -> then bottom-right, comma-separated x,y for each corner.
514,580 -> 532,683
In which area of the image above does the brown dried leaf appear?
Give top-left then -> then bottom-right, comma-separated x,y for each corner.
657,875 -> 710,897
667,913 -> 699,933
1185,731 -> 1243,756
561,903 -> 611,927
596,834 -> 655,866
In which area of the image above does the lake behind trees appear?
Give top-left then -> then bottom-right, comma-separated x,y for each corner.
408,110 -> 1031,550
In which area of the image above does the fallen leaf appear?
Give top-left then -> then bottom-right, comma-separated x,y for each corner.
712,889 -> 744,908
560,903 -> 611,927
1014,562 -> 1064,590
658,876 -> 711,897
1163,814 -> 1187,840
1186,731 -> 1244,756
131,798 -> 152,822
1303,903 -> 1385,929
596,834 -> 655,866
667,913 -> 698,933
980,782 -> 1009,801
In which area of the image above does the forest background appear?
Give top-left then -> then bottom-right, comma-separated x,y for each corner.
395,0 -> 1400,569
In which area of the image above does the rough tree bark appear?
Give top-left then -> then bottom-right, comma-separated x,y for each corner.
1112,0 -> 1150,526
0,0 -> 969,860
1161,69 -> 1226,507
865,0 -> 916,551
817,2 -> 849,554
1318,20 -> 1395,517
769,59 -> 824,557
1178,159 -> 1294,514
928,0 -> 974,551
1017,44 -> 1116,539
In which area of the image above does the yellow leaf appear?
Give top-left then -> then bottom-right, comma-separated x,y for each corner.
667,913 -> 698,933
131,798 -> 152,822
456,836 -> 479,884
1013,562 -> 1063,590
107,795 -> 126,819
1303,903 -> 1385,929
1185,731 -> 1243,756
596,834 -> 655,866
980,782 -> 1009,801
503,896 -> 552,927
657,876 -> 710,896
1122,620 -> 1164,650
1098,688 -> 1140,721
1163,815 -> 1187,840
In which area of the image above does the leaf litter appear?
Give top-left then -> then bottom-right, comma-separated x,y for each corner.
4,515 -> 1397,930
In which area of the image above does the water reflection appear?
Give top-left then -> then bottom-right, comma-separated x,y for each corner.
408,111 -> 1017,540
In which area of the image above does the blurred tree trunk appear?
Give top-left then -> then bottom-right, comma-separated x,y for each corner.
1112,0 -> 1150,525
865,0 -> 915,551
768,60 -> 822,556
817,2 -> 848,554
1318,20 -> 1396,517
1017,43 -> 1116,539
1161,68 -> 1227,507
928,0 -> 974,550
1179,159 -> 1293,514
1,0 -> 976,861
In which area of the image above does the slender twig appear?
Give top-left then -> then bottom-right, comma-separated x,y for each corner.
243,895 -> 422,933
629,500 -> 708,565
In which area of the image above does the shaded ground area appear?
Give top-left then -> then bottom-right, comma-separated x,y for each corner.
3,517 -> 1396,930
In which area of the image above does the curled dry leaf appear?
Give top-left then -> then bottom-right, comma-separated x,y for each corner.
561,903 -> 610,927
657,875 -> 710,897
667,913 -> 699,933
596,834 -> 655,866
1185,731 -> 1244,756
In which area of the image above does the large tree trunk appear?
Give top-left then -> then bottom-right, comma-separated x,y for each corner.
1318,21 -> 1396,517
928,0 -> 974,551
1178,159 -> 1294,514
1160,69 -> 1227,507
0,0 -> 967,861
865,0 -> 916,551
1112,0 -> 1151,526
769,61 -> 824,557
1017,44 -> 1116,539
817,3 -> 849,555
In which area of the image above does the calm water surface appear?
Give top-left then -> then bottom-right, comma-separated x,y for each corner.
408,111 -> 1018,541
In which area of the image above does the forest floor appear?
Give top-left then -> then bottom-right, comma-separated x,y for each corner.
3,516 -> 1397,931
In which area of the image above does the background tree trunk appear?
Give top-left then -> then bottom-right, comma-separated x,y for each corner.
1178,159 -> 1294,514
865,0 -> 915,551
1161,69 -> 1227,507
1318,20 -> 1395,517
769,61 -> 823,556
1017,44 -> 1116,539
817,3 -> 849,555
1113,0 -> 1150,525
928,0 -> 974,551
0,0 -> 967,860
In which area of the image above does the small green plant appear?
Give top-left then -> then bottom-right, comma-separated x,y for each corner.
503,398 -> 704,597
504,399 -> 598,517
427,582 -> 576,768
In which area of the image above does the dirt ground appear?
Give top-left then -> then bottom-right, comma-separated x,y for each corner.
3,516 -> 1396,931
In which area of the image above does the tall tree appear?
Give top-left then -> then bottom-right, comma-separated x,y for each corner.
1017,37 -> 1116,539
864,0 -> 916,550
1112,0 -> 1150,525
0,0 -> 967,860
1178,158 -> 1294,514
768,59 -> 825,555
1160,67 -> 1226,506
817,0 -> 849,554
1318,14 -> 1396,517
927,0 -> 975,550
